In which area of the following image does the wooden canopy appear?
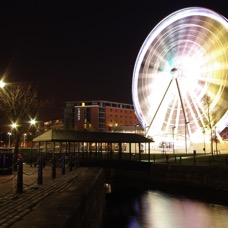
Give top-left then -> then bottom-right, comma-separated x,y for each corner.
33,129 -> 154,143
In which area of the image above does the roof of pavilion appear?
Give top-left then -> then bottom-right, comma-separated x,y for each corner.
33,129 -> 154,143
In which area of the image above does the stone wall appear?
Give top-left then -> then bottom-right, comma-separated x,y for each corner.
105,162 -> 228,201
12,167 -> 105,228
149,164 -> 228,190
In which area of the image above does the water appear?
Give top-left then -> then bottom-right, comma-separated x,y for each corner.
103,189 -> 228,228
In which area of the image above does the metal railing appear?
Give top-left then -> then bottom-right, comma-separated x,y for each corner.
0,153 -> 80,197
1,149 -> 228,198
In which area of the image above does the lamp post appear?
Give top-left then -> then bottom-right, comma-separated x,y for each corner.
185,121 -> 189,153
24,133 -> 27,148
8,132 -> 11,148
10,122 -> 18,148
29,118 -> 37,148
135,124 -> 139,134
172,126 -> 176,154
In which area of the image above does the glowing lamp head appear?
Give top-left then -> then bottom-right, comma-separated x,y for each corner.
30,119 -> 36,125
12,123 -> 17,129
0,80 -> 5,88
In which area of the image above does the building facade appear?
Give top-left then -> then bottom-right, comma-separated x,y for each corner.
64,100 -> 141,132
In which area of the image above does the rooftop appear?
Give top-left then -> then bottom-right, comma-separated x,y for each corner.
33,129 -> 154,143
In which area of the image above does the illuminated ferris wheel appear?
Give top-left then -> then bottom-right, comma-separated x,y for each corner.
132,7 -> 228,145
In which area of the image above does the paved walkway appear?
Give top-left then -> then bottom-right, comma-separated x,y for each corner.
0,163 -> 81,227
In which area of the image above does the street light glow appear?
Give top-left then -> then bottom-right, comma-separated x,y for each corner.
30,119 -> 36,125
11,123 -> 17,129
0,80 -> 5,88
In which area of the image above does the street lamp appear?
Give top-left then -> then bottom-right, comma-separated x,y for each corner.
24,133 -> 27,148
135,124 -> 139,134
115,123 -> 118,132
11,122 -> 17,129
185,121 -> 189,153
7,132 -> 11,148
30,119 -> 36,126
0,80 -> 5,88
10,122 -> 18,148
172,126 -> 176,154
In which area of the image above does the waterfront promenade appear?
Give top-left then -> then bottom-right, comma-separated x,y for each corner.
1,150 -> 228,227
0,164 -> 63,197
0,164 -> 104,227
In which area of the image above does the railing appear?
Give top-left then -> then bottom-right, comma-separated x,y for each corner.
0,153 -> 80,197
1,150 -> 228,198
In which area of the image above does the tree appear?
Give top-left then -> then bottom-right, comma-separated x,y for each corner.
205,95 -> 218,156
0,83 -> 52,170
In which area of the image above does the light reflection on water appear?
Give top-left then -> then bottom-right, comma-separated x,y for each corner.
128,191 -> 228,228
103,190 -> 228,228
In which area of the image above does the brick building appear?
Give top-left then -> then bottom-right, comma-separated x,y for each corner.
64,100 -> 141,132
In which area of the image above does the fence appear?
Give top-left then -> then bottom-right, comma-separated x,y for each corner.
0,153 -> 80,197
1,149 -> 228,197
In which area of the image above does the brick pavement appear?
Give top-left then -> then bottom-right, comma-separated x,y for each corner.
0,163 -> 81,227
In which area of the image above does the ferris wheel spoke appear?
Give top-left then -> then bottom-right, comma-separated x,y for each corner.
146,79 -> 174,134
175,78 -> 188,123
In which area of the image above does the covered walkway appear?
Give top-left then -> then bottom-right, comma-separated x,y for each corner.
33,129 -> 154,161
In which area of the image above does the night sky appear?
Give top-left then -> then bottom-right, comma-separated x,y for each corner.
0,1 -> 226,120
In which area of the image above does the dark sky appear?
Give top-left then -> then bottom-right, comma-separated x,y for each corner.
0,1 -> 226,120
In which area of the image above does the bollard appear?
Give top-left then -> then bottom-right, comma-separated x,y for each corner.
193,150 -> 196,165
16,158 -> 23,194
37,155 -> 43,185
52,154 -> 56,179
62,155 -> 65,175
166,155 -> 169,163
180,156 -> 182,164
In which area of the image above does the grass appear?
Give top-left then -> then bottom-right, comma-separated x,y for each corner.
19,149 -> 228,167
139,153 -> 228,166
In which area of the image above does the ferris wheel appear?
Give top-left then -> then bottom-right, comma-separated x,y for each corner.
132,7 -> 228,145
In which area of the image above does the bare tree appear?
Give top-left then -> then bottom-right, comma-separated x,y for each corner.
204,95 -> 218,156
0,83 -> 52,170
